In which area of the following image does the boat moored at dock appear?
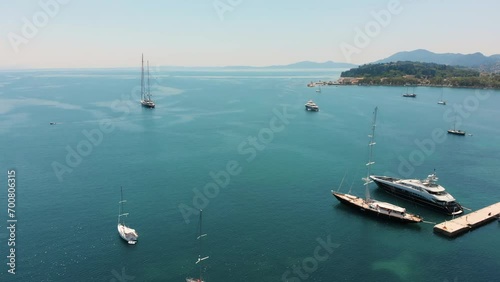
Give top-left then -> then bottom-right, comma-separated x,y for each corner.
332,191 -> 423,223
332,107 -> 422,224
370,171 -> 463,215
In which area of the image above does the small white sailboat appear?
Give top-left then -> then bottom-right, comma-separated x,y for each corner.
438,88 -> 446,105
316,85 -> 321,93
117,187 -> 138,245
186,210 -> 209,282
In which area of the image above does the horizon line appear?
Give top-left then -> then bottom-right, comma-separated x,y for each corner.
0,61 -> 358,72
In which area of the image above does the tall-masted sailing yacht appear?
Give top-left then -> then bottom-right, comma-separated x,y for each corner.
186,210 -> 209,282
332,107 -> 423,223
140,54 -> 155,108
117,187 -> 139,244
447,115 -> 466,136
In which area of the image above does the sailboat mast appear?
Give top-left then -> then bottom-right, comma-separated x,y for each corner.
118,186 -> 123,225
199,210 -> 203,281
147,60 -> 151,101
141,54 -> 145,101
365,107 -> 378,200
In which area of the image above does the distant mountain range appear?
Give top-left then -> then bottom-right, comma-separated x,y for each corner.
222,61 -> 357,69
374,49 -> 500,72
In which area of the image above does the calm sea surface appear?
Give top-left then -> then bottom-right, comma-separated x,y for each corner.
0,68 -> 499,281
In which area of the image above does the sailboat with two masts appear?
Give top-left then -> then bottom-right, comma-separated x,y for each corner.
140,54 -> 155,108
331,107 -> 423,223
447,115 -> 465,136
186,210 -> 210,282
117,187 -> 139,245
402,85 -> 417,98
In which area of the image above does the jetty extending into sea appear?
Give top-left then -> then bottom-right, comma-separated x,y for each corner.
433,202 -> 500,238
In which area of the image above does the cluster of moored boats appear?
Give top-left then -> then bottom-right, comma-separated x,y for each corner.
331,107 -> 464,224
305,86 -> 465,136
401,86 -> 468,135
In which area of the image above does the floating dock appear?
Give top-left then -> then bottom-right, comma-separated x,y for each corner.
434,202 -> 500,238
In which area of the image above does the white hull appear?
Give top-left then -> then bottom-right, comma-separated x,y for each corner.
186,278 -> 205,282
304,100 -> 319,111
117,224 -> 138,245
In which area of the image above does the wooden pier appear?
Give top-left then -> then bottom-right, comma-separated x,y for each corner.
433,202 -> 500,238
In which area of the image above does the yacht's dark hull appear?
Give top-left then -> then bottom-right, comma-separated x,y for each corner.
371,178 -> 463,215
332,192 -> 420,223
141,101 -> 155,108
447,130 -> 465,136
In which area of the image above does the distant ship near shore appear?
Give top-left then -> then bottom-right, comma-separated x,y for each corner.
304,100 -> 319,111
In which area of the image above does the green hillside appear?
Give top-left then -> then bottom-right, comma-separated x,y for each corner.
340,61 -> 500,88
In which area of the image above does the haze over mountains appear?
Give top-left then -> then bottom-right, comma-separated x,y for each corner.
4,50 -> 498,72
224,50 -> 499,72
221,61 -> 357,69
373,49 -> 500,72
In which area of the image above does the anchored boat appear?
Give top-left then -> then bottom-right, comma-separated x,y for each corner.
332,107 -> 422,223
117,187 -> 138,245
186,210 -> 210,282
140,54 -> 155,108
305,100 -> 319,111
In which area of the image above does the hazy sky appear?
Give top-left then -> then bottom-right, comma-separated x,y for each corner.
1,0 -> 499,69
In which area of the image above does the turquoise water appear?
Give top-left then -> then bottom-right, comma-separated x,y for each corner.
0,69 -> 499,281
